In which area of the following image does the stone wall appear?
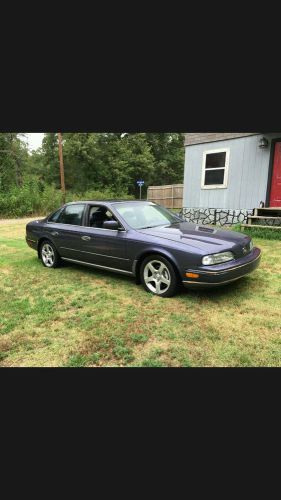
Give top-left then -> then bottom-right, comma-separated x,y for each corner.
180,208 -> 254,226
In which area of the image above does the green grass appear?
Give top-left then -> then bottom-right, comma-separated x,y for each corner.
232,223 -> 281,241
0,219 -> 281,367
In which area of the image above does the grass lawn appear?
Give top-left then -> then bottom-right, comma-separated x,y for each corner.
0,218 -> 280,367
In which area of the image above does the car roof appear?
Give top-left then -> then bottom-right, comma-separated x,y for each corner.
65,200 -> 154,205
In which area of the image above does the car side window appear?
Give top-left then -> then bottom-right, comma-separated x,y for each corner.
89,205 -> 119,229
57,204 -> 85,226
48,208 -> 63,223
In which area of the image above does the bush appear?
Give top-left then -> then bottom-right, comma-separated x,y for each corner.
0,180 -> 135,218
0,179 -> 61,218
39,184 -> 63,214
231,223 -> 242,232
67,187 -> 134,203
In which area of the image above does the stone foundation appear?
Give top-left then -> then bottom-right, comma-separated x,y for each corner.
179,208 -> 254,227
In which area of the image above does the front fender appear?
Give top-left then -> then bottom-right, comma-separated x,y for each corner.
133,246 -> 182,277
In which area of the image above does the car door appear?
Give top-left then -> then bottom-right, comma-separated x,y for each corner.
46,203 -> 87,260
77,205 -> 131,272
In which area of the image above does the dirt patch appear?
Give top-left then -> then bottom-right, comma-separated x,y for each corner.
0,268 -> 11,275
0,217 -> 36,226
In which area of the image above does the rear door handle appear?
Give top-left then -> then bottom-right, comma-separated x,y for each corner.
81,236 -> 91,241
51,231 -> 59,236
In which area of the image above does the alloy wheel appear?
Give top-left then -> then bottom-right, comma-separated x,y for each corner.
41,243 -> 55,267
143,260 -> 171,295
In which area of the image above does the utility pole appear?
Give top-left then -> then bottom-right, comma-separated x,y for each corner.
58,132 -> 66,204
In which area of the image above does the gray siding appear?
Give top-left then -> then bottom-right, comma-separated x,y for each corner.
183,133 -> 281,210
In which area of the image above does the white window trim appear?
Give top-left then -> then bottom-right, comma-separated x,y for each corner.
201,148 -> 230,189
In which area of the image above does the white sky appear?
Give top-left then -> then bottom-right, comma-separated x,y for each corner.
24,133 -> 45,151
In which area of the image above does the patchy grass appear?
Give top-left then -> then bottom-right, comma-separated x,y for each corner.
232,223 -> 281,241
0,219 -> 281,367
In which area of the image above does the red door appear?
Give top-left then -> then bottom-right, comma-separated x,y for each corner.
270,142 -> 281,207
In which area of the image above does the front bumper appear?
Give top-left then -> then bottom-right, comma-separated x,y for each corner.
26,236 -> 38,251
182,247 -> 261,289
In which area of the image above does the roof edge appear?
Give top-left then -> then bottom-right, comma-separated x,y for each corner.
184,133 -> 260,146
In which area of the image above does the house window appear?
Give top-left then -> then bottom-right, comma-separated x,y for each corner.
201,148 -> 230,189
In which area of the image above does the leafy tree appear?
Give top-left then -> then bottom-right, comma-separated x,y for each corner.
144,133 -> 185,186
39,133 -> 155,194
0,133 -> 29,191
40,133 -> 60,186
40,132 -> 185,194
0,131 -> 185,202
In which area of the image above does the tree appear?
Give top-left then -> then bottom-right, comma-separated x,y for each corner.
32,132 -> 185,195
145,133 -> 185,186
40,133 -> 60,186
0,133 -> 29,191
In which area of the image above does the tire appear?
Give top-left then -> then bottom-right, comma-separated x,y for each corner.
140,254 -> 179,298
40,240 -> 61,268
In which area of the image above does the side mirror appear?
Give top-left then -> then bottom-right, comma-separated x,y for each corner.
103,220 -> 119,230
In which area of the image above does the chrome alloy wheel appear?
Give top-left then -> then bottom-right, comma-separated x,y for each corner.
41,243 -> 55,267
143,260 -> 171,295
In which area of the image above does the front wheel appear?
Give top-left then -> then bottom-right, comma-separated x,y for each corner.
40,240 -> 60,268
140,255 -> 179,297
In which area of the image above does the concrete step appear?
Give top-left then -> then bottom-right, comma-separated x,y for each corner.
254,207 -> 281,217
249,215 -> 281,219
247,215 -> 281,227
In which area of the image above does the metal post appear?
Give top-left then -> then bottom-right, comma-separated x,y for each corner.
58,132 -> 66,205
140,184 -> 142,200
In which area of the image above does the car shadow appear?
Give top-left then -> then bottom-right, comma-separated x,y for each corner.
61,259 -> 265,301
61,260 -> 134,285
177,274 -> 266,302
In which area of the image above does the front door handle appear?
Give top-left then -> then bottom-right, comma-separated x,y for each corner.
81,236 -> 91,241
51,231 -> 59,236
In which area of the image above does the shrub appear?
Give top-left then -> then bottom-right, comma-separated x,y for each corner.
67,187 -> 134,203
231,223 -> 242,232
0,181 -> 135,218
0,179 -> 61,217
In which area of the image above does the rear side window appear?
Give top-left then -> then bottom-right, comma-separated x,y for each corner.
48,208 -> 63,222
57,204 -> 85,226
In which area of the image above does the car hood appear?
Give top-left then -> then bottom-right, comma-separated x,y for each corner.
137,222 -> 251,255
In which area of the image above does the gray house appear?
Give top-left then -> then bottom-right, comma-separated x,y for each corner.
182,133 -> 281,226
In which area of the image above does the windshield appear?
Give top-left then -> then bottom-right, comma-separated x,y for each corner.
113,202 -> 182,230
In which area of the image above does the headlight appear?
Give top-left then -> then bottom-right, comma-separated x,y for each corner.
202,251 -> 234,266
249,239 -> 253,251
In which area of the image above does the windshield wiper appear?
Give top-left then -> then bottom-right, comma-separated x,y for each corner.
139,224 -> 167,230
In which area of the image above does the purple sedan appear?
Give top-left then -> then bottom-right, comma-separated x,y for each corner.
26,200 -> 261,297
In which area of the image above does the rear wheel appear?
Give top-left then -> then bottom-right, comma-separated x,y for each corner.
40,240 -> 60,268
140,255 -> 179,297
